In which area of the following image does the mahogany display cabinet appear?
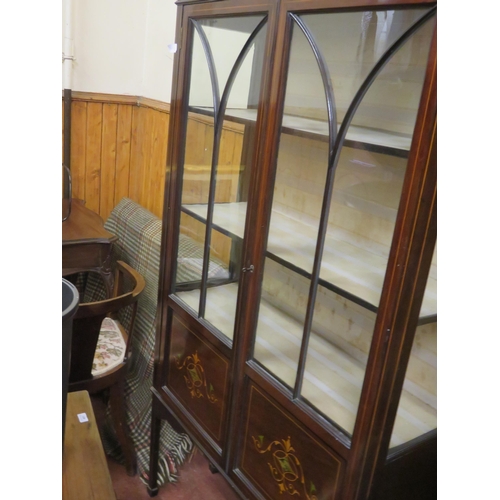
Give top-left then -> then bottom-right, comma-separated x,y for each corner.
148,1 -> 437,499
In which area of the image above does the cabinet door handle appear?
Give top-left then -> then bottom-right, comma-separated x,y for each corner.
242,265 -> 254,273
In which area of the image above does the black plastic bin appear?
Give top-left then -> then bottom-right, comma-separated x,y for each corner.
62,278 -> 79,449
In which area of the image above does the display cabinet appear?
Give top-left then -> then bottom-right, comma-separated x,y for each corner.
149,1 -> 437,499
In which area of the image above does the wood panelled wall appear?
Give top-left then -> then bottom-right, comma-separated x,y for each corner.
63,92 -> 170,221
63,92 -> 246,235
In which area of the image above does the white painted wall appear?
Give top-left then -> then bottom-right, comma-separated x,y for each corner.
141,0 -> 178,102
63,0 -> 178,103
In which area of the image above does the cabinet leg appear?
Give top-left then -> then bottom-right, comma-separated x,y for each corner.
147,399 -> 162,497
208,462 -> 219,474
147,485 -> 159,498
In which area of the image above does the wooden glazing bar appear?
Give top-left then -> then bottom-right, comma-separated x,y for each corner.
199,17 -> 268,318
191,19 -> 221,118
195,17 -> 221,319
290,13 -> 337,155
288,11 -> 338,398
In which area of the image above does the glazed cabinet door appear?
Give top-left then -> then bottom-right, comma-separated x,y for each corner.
160,1 -> 275,464
172,12 -> 269,345
155,1 -> 437,498
233,4 -> 437,499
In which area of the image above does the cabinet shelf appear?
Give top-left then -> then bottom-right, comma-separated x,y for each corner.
182,203 -> 436,322
190,106 -> 412,159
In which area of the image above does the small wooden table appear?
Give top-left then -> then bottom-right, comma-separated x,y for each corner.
63,391 -> 116,500
62,200 -> 117,296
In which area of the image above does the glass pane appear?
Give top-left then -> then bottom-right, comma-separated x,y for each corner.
252,8 -> 435,438
174,25 -> 215,299
391,248 -> 436,448
254,258 -> 309,388
286,10 -> 431,125
312,8 -> 435,308
302,287 -> 376,435
188,16 -> 265,114
254,18 -> 330,387
174,15 -> 267,343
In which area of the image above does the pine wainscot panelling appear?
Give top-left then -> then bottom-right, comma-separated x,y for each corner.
63,92 -> 246,225
63,92 -> 170,221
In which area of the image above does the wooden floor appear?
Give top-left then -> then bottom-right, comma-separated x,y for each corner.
91,395 -> 239,500
106,449 -> 240,500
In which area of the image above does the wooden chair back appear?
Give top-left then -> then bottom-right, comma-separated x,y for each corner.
69,260 -> 145,384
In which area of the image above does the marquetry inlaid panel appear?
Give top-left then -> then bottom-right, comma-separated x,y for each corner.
239,384 -> 345,500
167,314 -> 229,446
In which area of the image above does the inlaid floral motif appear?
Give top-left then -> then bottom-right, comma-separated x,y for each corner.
252,435 -> 318,499
175,351 -> 217,403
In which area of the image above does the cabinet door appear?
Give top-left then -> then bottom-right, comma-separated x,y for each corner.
250,6 -> 436,443
172,13 -> 269,346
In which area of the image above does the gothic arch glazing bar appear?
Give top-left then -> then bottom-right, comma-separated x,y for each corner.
290,13 -> 337,156
198,17 -> 268,318
294,6 -> 437,399
191,19 -> 221,118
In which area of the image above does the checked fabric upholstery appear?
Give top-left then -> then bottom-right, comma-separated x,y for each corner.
83,198 -> 194,485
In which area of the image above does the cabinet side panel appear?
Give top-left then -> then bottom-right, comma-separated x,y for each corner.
371,433 -> 437,500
